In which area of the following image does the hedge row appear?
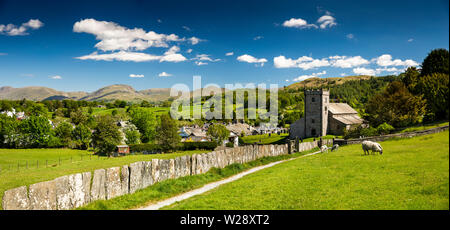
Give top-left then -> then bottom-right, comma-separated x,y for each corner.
129,141 -> 218,153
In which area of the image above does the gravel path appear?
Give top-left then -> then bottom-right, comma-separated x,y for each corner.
136,150 -> 322,210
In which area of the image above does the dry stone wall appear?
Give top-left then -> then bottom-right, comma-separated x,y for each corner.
2,142 -> 319,210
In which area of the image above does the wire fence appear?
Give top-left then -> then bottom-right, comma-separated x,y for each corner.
0,151 -> 159,175
0,154 -> 106,175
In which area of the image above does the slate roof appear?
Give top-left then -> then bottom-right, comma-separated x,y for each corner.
328,103 -> 358,115
331,114 -> 364,125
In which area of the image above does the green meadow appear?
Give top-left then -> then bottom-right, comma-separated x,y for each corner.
164,131 -> 449,210
0,148 -> 207,210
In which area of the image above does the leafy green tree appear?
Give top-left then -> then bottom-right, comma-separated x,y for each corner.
125,129 -> 141,145
400,67 -> 421,93
0,114 -> 20,148
413,73 -> 449,120
207,124 -> 230,146
19,116 -> 53,147
156,113 -> 181,152
129,107 -> 157,143
92,115 -> 122,156
421,48 -> 449,76
54,122 -> 73,147
70,109 -> 88,125
365,81 -> 426,127
28,103 -> 48,117
72,124 -> 92,150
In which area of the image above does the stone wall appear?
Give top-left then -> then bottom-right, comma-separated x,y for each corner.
2,142 -> 319,210
334,125 -> 449,146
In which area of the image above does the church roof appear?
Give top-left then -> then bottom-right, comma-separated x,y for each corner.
328,103 -> 358,115
331,114 -> 364,125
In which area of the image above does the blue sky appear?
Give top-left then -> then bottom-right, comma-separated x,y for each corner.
0,0 -> 448,92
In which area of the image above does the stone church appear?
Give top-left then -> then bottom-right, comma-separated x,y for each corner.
289,89 -> 364,139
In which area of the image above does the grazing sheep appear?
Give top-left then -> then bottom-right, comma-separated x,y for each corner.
361,140 -> 383,155
320,145 -> 329,153
331,144 -> 339,152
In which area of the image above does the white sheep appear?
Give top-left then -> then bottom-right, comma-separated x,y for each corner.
361,140 -> 383,155
320,145 -> 329,153
331,144 -> 339,152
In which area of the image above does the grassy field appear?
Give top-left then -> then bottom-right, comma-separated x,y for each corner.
241,133 -> 289,144
397,120 -> 449,133
0,148 -> 208,210
163,130 -> 449,210
78,148 -> 320,210
241,133 -> 338,145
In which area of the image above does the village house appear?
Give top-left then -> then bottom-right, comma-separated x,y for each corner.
290,89 -> 364,139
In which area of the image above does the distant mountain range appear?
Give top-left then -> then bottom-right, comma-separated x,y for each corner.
0,76 -> 375,102
0,84 -> 173,102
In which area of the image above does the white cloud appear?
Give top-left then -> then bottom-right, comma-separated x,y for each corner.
76,51 -> 162,62
237,54 -> 268,67
50,75 -> 62,80
158,72 -> 172,77
317,15 -> 337,29
129,74 -> 144,78
331,56 -> 369,68
192,54 -> 220,62
340,73 -> 347,77
186,49 -> 193,53
76,46 -> 186,63
73,19 -> 184,51
353,67 -> 376,76
182,26 -> 191,31
0,52 -> 7,56
274,55 -> 329,70
225,52 -> 234,56
346,34 -> 354,39
73,19 -> 199,63
374,54 -> 418,67
157,19 -> 162,23
195,61 -> 208,66
292,71 -> 326,82
375,67 -> 403,74
189,36 -> 202,45
253,36 -> 263,40
408,38 -> 414,42
0,19 -> 44,36
282,18 -> 318,29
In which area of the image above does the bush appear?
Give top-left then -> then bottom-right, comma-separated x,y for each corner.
377,122 -> 394,135
180,141 -> 218,151
129,143 -> 163,154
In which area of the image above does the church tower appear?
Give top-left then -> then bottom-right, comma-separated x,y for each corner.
304,89 -> 329,137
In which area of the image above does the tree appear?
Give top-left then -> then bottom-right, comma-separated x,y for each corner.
28,103 -> 48,117
421,48 -> 449,76
414,73 -> 449,120
156,113 -> 181,152
0,114 -> 19,148
70,109 -> 88,125
125,129 -> 141,145
400,66 -> 421,93
72,124 -> 92,150
207,124 -> 230,146
92,115 -> 122,156
365,81 -> 427,127
129,107 -> 157,143
19,116 -> 53,147
55,122 -> 73,147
